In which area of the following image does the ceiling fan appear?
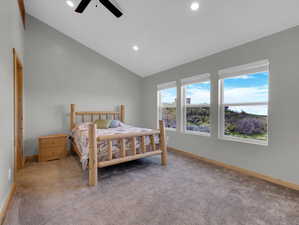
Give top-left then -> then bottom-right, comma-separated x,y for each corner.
75,0 -> 123,18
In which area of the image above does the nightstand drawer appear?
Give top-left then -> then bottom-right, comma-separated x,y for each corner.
40,146 -> 66,154
39,138 -> 67,147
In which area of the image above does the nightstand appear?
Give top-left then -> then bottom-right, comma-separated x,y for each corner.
38,134 -> 68,162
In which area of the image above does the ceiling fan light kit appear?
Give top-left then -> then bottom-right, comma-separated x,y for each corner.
75,0 -> 123,18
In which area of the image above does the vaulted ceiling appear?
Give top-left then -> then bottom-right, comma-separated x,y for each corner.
26,0 -> 299,77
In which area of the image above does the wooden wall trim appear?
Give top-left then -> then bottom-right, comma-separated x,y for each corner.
17,0 -> 26,29
13,48 -> 24,172
168,147 -> 299,192
0,184 -> 16,225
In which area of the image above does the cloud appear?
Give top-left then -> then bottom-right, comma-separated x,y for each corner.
228,75 -> 252,80
224,86 -> 268,103
186,87 -> 210,104
160,88 -> 176,104
159,81 -> 269,115
185,85 -> 268,105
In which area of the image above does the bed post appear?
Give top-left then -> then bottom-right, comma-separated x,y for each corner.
120,105 -> 125,122
88,123 -> 98,186
70,104 -> 76,130
159,120 -> 168,166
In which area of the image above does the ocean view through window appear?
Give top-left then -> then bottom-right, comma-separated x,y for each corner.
219,60 -> 269,145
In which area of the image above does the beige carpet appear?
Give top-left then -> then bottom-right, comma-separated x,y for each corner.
4,152 -> 299,225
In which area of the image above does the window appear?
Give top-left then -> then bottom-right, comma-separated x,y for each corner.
218,60 -> 269,145
181,74 -> 211,135
157,81 -> 177,130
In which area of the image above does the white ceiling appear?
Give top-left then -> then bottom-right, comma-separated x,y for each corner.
26,0 -> 299,77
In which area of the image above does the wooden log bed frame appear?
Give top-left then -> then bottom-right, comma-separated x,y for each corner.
70,104 -> 167,186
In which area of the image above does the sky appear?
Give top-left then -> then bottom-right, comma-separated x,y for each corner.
160,72 -> 269,115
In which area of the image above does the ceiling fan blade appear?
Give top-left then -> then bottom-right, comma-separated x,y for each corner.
99,0 -> 123,18
75,0 -> 92,13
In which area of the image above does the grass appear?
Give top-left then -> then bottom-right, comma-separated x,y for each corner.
186,122 -> 210,127
224,131 -> 267,141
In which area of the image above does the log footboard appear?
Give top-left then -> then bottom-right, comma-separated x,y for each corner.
88,120 -> 167,186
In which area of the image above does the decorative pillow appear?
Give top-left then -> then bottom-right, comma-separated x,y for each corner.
109,120 -> 121,128
95,120 -> 111,129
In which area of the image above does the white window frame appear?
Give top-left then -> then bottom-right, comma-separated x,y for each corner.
181,73 -> 211,136
218,60 -> 270,146
157,81 -> 177,131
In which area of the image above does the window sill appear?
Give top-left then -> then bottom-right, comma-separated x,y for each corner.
218,135 -> 268,146
183,130 -> 211,137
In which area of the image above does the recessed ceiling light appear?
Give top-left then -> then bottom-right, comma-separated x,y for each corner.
66,0 -> 75,8
132,45 -> 139,51
190,1 -> 200,11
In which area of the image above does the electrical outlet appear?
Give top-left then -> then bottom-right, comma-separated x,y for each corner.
8,168 -> 12,182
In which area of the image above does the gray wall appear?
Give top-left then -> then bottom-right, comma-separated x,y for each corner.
24,16 -> 142,156
0,0 -> 24,211
141,26 -> 299,185
21,15 -> 299,186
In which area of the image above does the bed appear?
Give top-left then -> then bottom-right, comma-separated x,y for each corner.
70,104 -> 167,186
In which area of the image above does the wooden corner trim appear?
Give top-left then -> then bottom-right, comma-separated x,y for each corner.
168,147 -> 299,192
17,0 -> 26,29
0,183 -> 16,225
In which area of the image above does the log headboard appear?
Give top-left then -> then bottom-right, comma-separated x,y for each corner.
70,104 -> 125,130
